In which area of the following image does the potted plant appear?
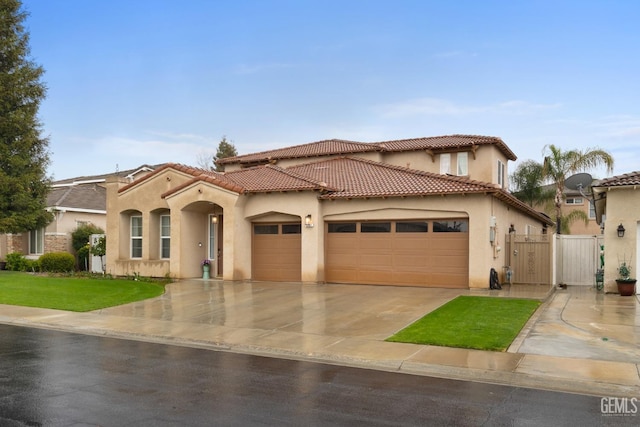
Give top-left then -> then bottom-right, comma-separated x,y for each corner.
202,259 -> 211,279
616,258 -> 636,296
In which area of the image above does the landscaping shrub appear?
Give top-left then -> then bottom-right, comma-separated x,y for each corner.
39,252 -> 75,273
72,224 -> 104,270
5,252 -> 28,271
5,253 -> 40,272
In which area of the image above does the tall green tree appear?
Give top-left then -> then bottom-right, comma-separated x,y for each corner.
542,144 -> 614,234
510,160 -> 551,207
0,0 -> 52,233
213,135 -> 238,171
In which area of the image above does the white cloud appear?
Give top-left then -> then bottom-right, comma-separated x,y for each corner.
376,97 -> 561,118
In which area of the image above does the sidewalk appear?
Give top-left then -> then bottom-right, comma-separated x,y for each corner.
0,280 -> 638,398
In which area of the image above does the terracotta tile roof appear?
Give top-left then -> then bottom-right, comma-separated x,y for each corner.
47,183 -> 106,211
118,163 -> 210,193
119,160 -> 552,225
160,172 -> 245,198
287,157 -> 497,199
218,134 -> 516,166
216,139 -> 376,165
158,164 -> 329,198
594,171 -> 640,188
223,165 -> 333,193
375,134 -> 517,160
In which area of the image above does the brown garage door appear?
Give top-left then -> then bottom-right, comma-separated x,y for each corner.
325,220 -> 469,288
252,223 -> 301,281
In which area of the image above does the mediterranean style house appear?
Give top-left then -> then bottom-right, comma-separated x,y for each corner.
105,135 -> 553,289
592,171 -> 640,294
0,165 -> 156,262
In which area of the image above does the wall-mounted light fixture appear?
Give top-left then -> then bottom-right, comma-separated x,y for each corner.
305,214 -> 314,228
211,215 -> 218,224
617,223 -> 625,238
508,224 -> 516,234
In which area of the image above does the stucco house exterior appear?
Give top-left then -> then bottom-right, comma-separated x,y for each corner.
105,135 -> 553,289
0,165 -> 156,262
592,171 -> 640,294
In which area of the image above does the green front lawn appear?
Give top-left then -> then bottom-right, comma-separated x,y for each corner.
386,296 -> 541,351
0,271 -> 165,312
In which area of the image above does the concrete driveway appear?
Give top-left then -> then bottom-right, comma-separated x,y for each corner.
1,280 -> 638,397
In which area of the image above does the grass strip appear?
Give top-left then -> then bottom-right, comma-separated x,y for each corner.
386,295 -> 541,351
0,271 -> 165,312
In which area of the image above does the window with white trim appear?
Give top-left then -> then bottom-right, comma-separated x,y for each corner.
589,201 -> 596,219
440,153 -> 451,174
457,152 -> 468,176
131,216 -> 142,258
497,160 -> 505,188
29,228 -> 44,255
208,214 -> 216,261
565,197 -> 583,205
160,215 -> 170,259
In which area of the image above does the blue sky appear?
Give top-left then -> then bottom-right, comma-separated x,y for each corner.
22,0 -> 640,181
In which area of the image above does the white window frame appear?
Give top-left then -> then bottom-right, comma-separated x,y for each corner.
440,153 -> 451,174
457,152 -> 468,176
589,201 -> 596,219
208,214 -> 216,261
160,215 -> 170,259
497,160 -> 505,188
565,197 -> 583,205
131,216 -> 142,259
29,228 -> 44,255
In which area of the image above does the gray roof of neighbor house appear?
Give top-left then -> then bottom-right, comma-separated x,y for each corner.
52,164 -> 161,185
47,183 -> 106,212
216,134 -> 517,167
49,164 -> 162,212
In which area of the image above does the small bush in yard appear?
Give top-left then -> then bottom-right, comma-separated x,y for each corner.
39,252 -> 75,273
6,252 -> 28,271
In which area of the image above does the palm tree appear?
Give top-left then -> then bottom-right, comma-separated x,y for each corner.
542,145 -> 614,234
510,160 -> 552,207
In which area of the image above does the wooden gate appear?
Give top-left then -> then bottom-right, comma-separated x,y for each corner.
556,235 -> 604,286
505,234 -> 552,285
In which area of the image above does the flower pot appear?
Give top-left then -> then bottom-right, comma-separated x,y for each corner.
202,264 -> 210,280
615,279 -> 636,296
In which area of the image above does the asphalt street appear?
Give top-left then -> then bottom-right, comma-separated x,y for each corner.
1,324 -> 635,426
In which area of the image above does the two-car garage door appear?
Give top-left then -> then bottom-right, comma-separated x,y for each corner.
252,219 -> 469,288
325,219 -> 469,288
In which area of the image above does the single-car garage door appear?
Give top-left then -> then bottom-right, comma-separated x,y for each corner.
325,219 -> 468,288
252,223 -> 301,281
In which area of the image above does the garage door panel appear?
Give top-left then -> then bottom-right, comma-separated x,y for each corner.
360,254 -> 392,267
359,269 -> 394,283
326,220 -> 468,288
393,237 -> 429,251
252,224 -> 301,281
393,271 -> 429,285
394,255 -> 430,270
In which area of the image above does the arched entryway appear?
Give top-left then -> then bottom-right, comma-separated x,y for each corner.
180,201 -> 224,278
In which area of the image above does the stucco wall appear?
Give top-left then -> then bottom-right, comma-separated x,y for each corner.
601,187 -> 640,293
105,164 -> 551,288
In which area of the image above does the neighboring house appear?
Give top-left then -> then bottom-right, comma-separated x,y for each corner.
105,134 -> 553,289
534,183 -> 601,235
592,171 -> 640,293
0,165 -> 157,261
